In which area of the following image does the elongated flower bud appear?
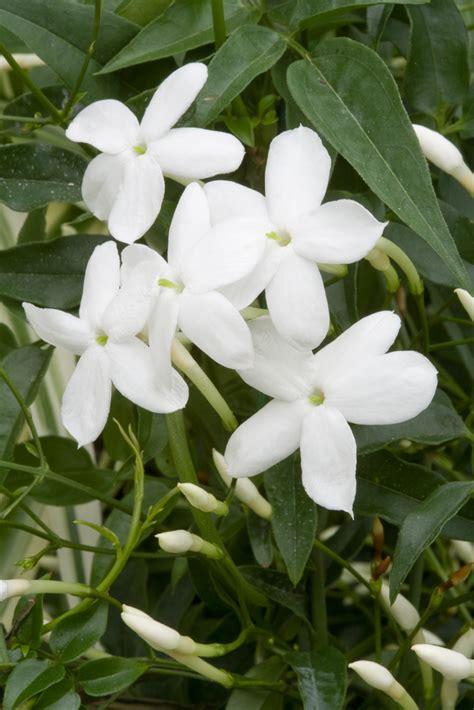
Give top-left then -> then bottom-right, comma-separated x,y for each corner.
177,482 -> 228,516
412,644 -> 474,680
212,450 -> 272,520
441,629 -> 474,710
413,124 -> 474,195
156,530 -> 223,560
349,661 -> 417,708
121,605 -> 196,654
0,579 -> 32,601
379,583 -> 420,634
454,289 -> 474,321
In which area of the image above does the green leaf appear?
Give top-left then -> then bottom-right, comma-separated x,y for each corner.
353,390 -> 469,453
0,145 -> 86,212
100,0 -> 261,73
287,648 -> 347,710
13,436 -> 116,505
0,344 -> 51,461
240,566 -> 308,620
0,0 -> 138,101
18,208 -> 47,245
190,24 -> 285,127
36,679 -> 81,710
389,481 -> 474,601
77,657 -> 148,697
118,0 -> 172,25
264,455 -> 317,585
50,602 -> 109,663
0,234 -> 109,309
226,657 -> 285,710
287,40 -> 471,289
0,324 -> 16,359
247,511 -> 273,568
355,451 -> 474,541
3,659 -> 65,710
405,0 -> 469,115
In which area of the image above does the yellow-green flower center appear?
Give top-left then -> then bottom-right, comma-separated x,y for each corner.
96,334 -> 108,346
309,390 -> 325,406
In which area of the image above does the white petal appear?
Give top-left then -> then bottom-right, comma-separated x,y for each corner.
107,155 -> 165,244
292,200 -> 386,264
148,288 -> 179,388
300,405 -> 357,515
107,339 -> 188,412
238,316 -> 315,401
219,241 -> 282,309
325,351 -> 438,425
150,128 -> 244,181
204,180 -> 269,225
101,289 -> 150,342
266,250 -> 329,350
178,291 -> 254,369
82,153 -> 129,221
225,399 -> 306,478
80,242 -> 120,331
181,219 -> 266,294
139,63 -> 208,144
265,126 -> 331,228
311,311 -> 401,385
120,244 -> 166,289
61,345 -> 112,446
23,303 -> 93,355
66,100 -> 139,153
167,182 -> 211,274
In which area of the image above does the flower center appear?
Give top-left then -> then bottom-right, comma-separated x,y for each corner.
266,229 -> 291,247
96,334 -> 108,346
308,389 -> 325,406
133,144 -> 146,155
158,278 -> 184,293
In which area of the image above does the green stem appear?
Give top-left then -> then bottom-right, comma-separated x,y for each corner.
211,0 -> 227,49
376,238 -> 424,296
0,44 -> 63,123
429,337 -> 474,351
62,0 -> 103,119
311,547 -> 328,647
313,538 -> 372,593
0,114 -> 50,124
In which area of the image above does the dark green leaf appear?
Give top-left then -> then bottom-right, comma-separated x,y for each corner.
100,0 -> 261,73
18,208 -> 47,245
0,234 -> 109,309
50,602 -> 108,662
405,0 -> 469,115
355,451 -> 474,541
226,657 -> 285,710
247,511 -> 273,568
287,648 -> 347,710
287,40 -> 470,289
354,391 -> 469,453
389,481 -> 474,601
264,455 -> 317,585
190,25 -> 285,127
0,0 -> 138,101
78,657 -> 148,697
0,145 -> 86,212
36,679 -> 81,710
3,659 -> 65,710
0,324 -> 16,359
240,566 -> 308,620
118,0 -> 172,25
0,344 -> 51,461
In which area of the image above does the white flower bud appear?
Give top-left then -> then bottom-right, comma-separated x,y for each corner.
0,579 -> 32,601
212,450 -> 272,520
413,124 -> 474,195
121,605 -> 196,654
349,661 -> 417,708
177,483 -> 228,516
453,627 -> 474,657
411,644 -> 474,680
156,530 -> 223,560
380,583 -> 420,633
454,289 -> 474,322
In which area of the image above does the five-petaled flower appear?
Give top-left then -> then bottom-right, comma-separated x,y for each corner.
23,242 -> 188,446
224,313 -> 437,514
204,126 -> 387,350
66,63 -> 244,244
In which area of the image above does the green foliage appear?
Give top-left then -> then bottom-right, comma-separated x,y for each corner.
288,649 -> 347,709
49,602 -> 109,662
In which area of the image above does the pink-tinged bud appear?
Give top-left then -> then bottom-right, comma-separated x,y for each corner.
413,124 -> 474,195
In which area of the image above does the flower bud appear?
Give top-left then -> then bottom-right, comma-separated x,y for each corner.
156,530 -> 223,560
366,248 -> 391,272
0,578 -> 32,601
177,483 -> 228,516
121,605 -> 196,654
212,450 -> 272,520
379,583 -> 420,633
413,124 -> 474,195
454,289 -> 474,321
411,644 -> 474,680
349,660 -> 418,709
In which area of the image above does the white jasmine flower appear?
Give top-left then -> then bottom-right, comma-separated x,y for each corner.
204,126 -> 386,350
413,124 -> 474,196
24,242 -> 188,446
121,182 -> 265,376
225,313 -> 437,514
412,644 -> 474,681
454,288 -> 474,321
66,63 -> 244,243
